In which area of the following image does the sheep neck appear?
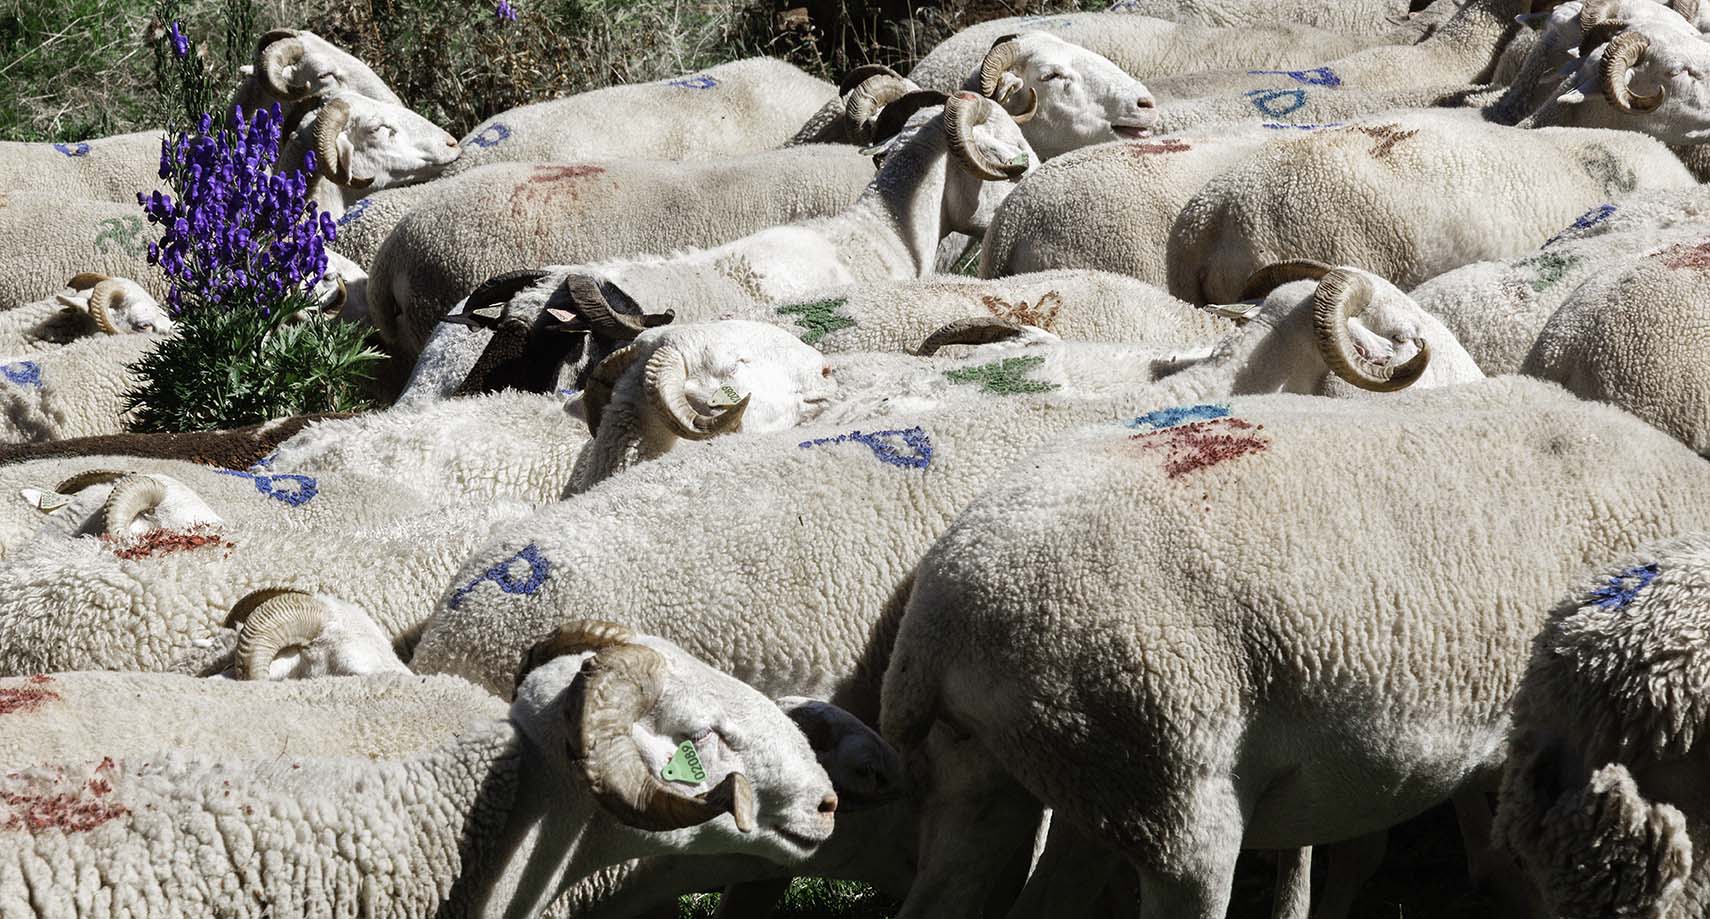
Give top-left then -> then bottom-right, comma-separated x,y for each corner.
831,124 -> 953,279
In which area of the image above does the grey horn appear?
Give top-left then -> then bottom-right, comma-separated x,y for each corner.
1601,30 -> 1663,113
226,589 -> 329,680
643,344 -> 749,440
914,318 -> 1030,356
845,74 -> 916,142
314,98 -> 374,189
84,280 -> 128,335
558,275 -> 672,342
256,30 -> 310,101
579,342 -> 645,436
101,474 -> 169,538
1311,269 -> 1431,392
516,619 -> 636,694
945,92 -> 1027,182
1239,259 -> 1335,302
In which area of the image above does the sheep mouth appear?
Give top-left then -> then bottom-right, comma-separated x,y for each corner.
1112,125 -> 1153,138
772,822 -> 831,852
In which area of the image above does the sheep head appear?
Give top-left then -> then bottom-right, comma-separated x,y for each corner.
1557,20 -> 1710,143
974,31 -> 1156,159
250,29 -> 401,107
933,92 -> 1040,237
222,588 -> 406,680
511,622 -> 842,861
52,276 -> 171,336
586,320 -> 834,441
306,91 -> 460,194
39,471 -> 223,542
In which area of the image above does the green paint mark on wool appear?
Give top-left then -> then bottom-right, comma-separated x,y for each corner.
1522,251 -> 1581,292
776,298 -> 855,345
943,355 -> 1059,395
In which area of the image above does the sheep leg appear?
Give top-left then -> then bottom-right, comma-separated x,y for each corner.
1003,814 -> 1123,919
1271,847 -> 1312,919
712,877 -> 791,919
1453,788 -> 1533,913
1133,778 -> 1245,919
1310,830 -> 1388,919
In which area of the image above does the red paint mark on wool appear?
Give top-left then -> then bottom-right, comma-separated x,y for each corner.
1129,418 -> 1270,479
1656,240 -> 1710,271
0,684 -> 60,715
510,164 -> 609,216
1125,139 -> 1191,156
0,775 -> 128,832
102,526 -> 233,560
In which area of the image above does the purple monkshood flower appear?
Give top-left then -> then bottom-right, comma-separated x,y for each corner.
167,21 -> 189,58
138,102 -> 334,316
496,0 -> 518,22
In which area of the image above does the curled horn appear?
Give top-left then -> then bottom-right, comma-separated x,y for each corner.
65,272 -> 109,292
1311,269 -> 1431,393
1579,20 -> 1632,60
319,275 -> 348,316
568,640 -> 758,832
561,275 -> 672,341
1602,30 -> 1663,113
54,469 -> 127,495
314,98 -> 374,189
226,589 -> 328,680
871,90 -> 951,145
1675,0 -> 1699,22
979,35 -> 1024,100
579,343 -> 644,435
914,318 -> 1030,356
102,474 -> 169,538
944,92 -> 1028,181
85,279 -> 127,335
516,619 -> 635,693
644,345 -> 748,441
838,63 -> 904,95
844,74 -> 916,140
1239,259 -> 1334,301
256,30 -> 309,101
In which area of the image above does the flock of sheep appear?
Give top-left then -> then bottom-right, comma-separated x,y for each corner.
2,0 -> 1710,915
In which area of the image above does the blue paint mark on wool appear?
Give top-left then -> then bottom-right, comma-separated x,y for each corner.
1262,122 -> 1343,131
1543,204 -> 1617,248
450,543 -> 551,609
0,361 -> 41,389
469,123 -> 511,148
1013,15 -> 1074,26
666,74 -> 720,89
52,142 -> 89,157
799,426 -> 933,469
1247,67 -> 1341,87
216,469 -> 319,507
336,197 -> 371,227
1245,89 -> 1308,117
1589,563 -> 1659,611
1127,403 -> 1230,431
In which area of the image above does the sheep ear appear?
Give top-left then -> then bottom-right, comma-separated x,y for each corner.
777,696 -> 907,811
336,134 -> 372,190
19,487 -> 71,514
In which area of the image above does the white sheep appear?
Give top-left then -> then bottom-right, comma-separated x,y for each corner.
0,332 -> 155,444
441,58 -> 839,177
278,90 -> 462,220
878,376 -> 1710,919
0,622 -> 851,919
1104,0 -> 1444,35
368,147 -> 877,355
1494,530 -> 1710,919
0,274 -> 170,354
905,13 -> 1384,93
1168,111 -> 1695,302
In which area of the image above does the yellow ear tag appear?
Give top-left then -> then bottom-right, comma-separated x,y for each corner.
708,385 -> 744,408
662,740 -> 708,785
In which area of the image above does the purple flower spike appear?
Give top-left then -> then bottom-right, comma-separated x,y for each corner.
496,0 -> 518,22
167,21 -> 189,58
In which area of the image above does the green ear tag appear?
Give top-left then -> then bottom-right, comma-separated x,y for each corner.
708,385 -> 744,408
662,740 -> 708,785
1008,153 -> 1031,169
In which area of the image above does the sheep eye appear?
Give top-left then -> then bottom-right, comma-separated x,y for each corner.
821,366 -> 832,377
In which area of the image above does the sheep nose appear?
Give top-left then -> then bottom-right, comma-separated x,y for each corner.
1137,96 -> 1156,109
446,137 -> 460,148
818,793 -> 839,816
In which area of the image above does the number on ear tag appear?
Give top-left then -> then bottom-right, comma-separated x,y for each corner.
662,740 -> 708,784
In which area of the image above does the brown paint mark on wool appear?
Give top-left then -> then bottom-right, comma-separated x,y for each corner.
102,526 -> 234,560
980,291 -> 1064,330
1,775 -> 128,832
508,164 -> 608,217
1129,418 -> 1270,479
1124,140 -> 1191,156
1656,240 -> 1710,271
1350,123 -> 1418,160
